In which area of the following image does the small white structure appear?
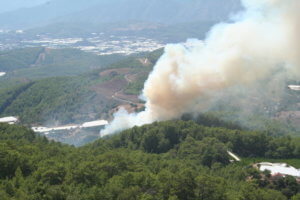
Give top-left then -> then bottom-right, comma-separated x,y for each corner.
227,151 -> 241,162
81,120 -> 108,128
0,116 -> 18,124
32,125 -> 78,133
16,30 -> 24,34
288,85 -> 300,91
258,162 -> 300,178
0,72 -> 6,77
32,127 -> 52,133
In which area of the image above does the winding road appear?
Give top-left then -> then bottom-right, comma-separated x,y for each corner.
112,91 -> 135,104
111,73 -> 138,104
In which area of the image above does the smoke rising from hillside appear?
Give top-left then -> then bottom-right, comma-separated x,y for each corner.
100,0 -> 300,136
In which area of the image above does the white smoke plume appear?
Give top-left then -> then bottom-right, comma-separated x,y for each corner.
101,0 -> 300,137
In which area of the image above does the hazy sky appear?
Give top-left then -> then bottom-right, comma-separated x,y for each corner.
0,0 -> 49,13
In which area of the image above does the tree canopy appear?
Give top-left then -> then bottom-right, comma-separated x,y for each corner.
0,121 -> 299,200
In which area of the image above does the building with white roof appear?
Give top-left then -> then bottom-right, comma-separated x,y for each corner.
288,85 -> 300,91
0,116 -> 18,124
0,72 -> 6,77
32,120 -> 108,134
257,162 -> 300,178
32,125 -> 78,133
81,120 -> 108,128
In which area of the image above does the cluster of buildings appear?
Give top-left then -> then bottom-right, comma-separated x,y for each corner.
78,36 -> 164,55
0,32 -> 164,55
24,37 -> 83,47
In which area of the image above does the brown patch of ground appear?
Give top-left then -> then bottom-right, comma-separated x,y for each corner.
94,67 -> 147,119
276,111 -> 300,126
93,78 -> 128,97
114,91 -> 140,103
99,68 -> 131,76
96,68 -> 145,104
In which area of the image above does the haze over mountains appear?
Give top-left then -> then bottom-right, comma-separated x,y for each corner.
0,0 -> 48,14
0,0 -> 242,30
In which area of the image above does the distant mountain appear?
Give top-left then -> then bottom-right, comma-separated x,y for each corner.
0,0 -> 242,29
0,0 -> 48,14
0,0 -> 102,29
60,0 -> 242,25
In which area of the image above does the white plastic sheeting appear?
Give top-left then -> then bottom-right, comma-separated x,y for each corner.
32,125 -> 78,133
32,120 -> 109,133
81,120 -> 108,128
0,116 -> 18,124
288,85 -> 300,91
259,162 -> 300,178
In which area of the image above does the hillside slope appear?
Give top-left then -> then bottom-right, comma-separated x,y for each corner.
0,49 -> 162,126
0,122 -> 299,199
0,47 -> 124,79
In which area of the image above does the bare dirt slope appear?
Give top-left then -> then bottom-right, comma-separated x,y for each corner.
94,67 -> 146,119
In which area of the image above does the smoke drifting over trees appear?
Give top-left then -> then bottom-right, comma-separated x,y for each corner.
101,0 -> 300,136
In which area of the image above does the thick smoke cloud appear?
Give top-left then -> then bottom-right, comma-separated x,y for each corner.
101,0 -> 300,136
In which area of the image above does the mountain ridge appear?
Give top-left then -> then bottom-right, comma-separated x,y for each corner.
0,0 -> 242,29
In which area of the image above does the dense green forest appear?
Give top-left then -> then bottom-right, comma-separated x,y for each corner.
0,121 -> 299,200
0,47 -> 44,72
0,74 -> 118,125
0,77 -> 92,124
183,112 -> 300,137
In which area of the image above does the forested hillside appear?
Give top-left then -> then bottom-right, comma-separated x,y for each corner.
0,75 -> 115,125
0,48 -> 162,126
0,47 -> 44,71
0,121 -> 299,200
0,47 -> 123,79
